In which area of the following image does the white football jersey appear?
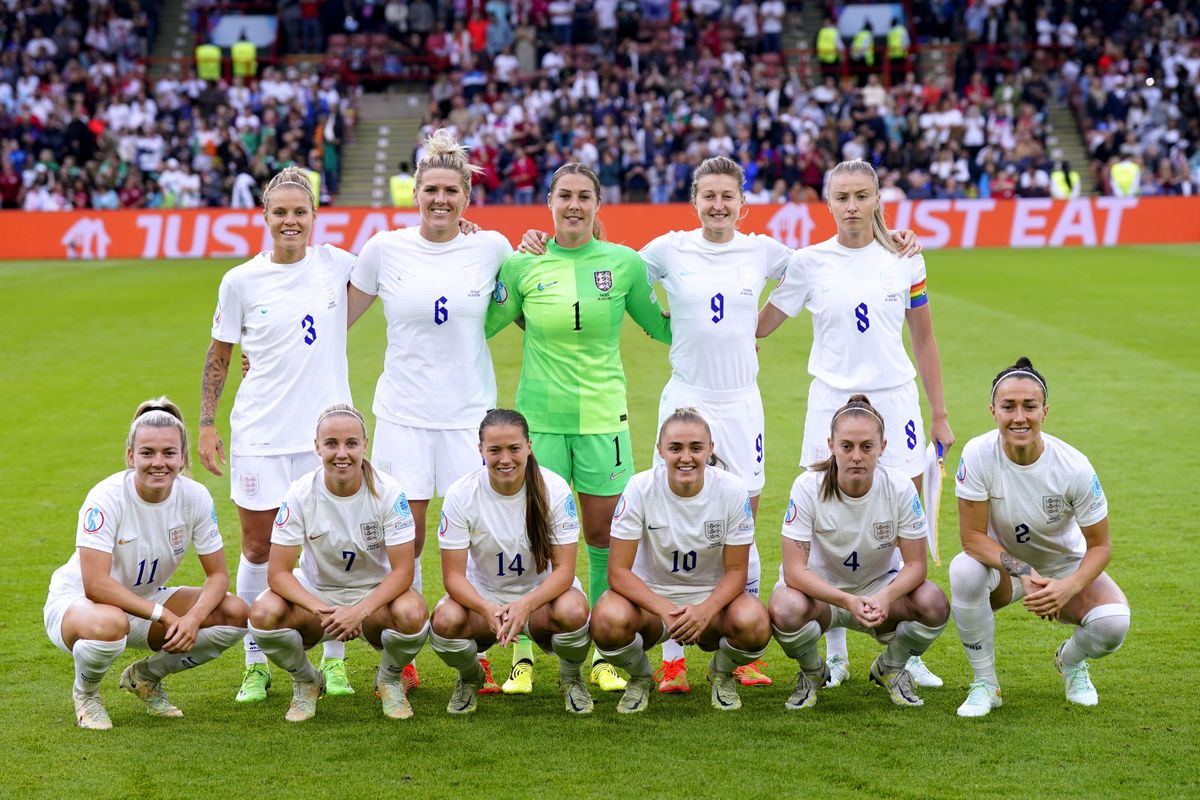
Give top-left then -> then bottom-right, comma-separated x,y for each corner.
641,229 -> 791,391
610,466 -> 754,602
351,228 -> 513,429
49,471 -> 223,599
211,244 -> 355,455
768,237 -> 928,392
781,466 -> 926,594
272,468 -> 416,596
955,430 -> 1107,577
438,466 -> 579,603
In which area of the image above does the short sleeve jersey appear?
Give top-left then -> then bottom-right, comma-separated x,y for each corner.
211,244 -> 355,455
438,466 -> 580,601
955,430 -> 1107,577
781,466 -> 926,593
351,228 -> 513,429
641,229 -> 791,391
768,237 -> 928,392
610,466 -> 754,600
49,471 -> 223,599
272,468 -> 416,595
485,238 -> 672,434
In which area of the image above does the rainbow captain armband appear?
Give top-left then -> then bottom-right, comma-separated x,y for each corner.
908,279 -> 928,308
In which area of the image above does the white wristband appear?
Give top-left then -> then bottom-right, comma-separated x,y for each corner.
150,603 -> 164,622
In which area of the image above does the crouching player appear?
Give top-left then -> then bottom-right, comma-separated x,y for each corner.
45,399 -> 247,729
769,395 -> 948,710
951,358 -> 1129,717
590,409 -> 770,713
430,409 -> 593,715
248,405 -> 428,722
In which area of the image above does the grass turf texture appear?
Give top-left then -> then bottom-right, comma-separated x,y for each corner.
2,245 -> 1197,799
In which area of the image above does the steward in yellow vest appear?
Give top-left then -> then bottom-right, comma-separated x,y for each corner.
195,43 -> 221,81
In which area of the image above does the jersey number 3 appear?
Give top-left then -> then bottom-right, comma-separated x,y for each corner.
301,314 -> 317,345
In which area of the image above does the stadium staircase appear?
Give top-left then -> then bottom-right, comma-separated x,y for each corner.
336,91 -> 428,207
149,0 -> 190,79
1044,105 -> 1092,192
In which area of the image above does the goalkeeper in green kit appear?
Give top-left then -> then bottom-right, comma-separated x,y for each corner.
486,163 -> 671,693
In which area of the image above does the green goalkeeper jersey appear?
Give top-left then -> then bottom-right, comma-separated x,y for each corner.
485,237 -> 672,435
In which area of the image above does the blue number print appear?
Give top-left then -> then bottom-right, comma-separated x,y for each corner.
755,433 -> 764,464
843,551 -> 860,572
434,296 -> 449,325
132,558 -> 159,586
301,314 -> 317,345
671,550 -> 698,573
1014,524 -> 1031,544
855,302 -> 870,332
496,552 -> 526,577
341,550 -> 356,571
906,419 -> 917,450
710,293 -> 725,323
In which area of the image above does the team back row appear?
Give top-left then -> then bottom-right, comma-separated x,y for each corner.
45,133 -> 1129,728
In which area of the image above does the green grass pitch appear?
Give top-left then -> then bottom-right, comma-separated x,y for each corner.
1,245 -> 1197,799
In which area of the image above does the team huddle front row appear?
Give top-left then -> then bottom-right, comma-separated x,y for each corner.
46,357 -> 1130,727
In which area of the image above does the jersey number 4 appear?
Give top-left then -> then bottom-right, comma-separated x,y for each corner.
843,551 -> 860,572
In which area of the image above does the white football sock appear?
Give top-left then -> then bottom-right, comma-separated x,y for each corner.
237,555 -> 269,665
551,622 -> 592,677
1060,604 -> 1130,666
661,638 -> 685,663
72,637 -> 126,695
950,552 -> 999,685
429,632 -> 481,676
711,636 -> 767,674
773,620 -> 823,672
379,623 -> 429,678
596,633 -> 652,678
884,619 -> 947,671
249,625 -> 319,684
824,626 -> 848,660
142,625 -> 245,680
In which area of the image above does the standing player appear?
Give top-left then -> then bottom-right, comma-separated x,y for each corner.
199,167 -> 359,702
429,409 -> 593,715
951,358 -> 1129,717
349,130 -> 513,692
769,395 -> 949,710
590,408 -> 770,713
757,158 -> 952,689
44,399 -> 247,729
247,405 -> 428,722
486,162 -> 672,693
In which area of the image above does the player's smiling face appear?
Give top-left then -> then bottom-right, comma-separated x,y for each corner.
417,167 -> 469,242
657,418 -> 713,496
693,173 -> 743,242
549,173 -> 599,246
480,424 -> 530,495
127,426 -> 184,503
316,415 -> 366,495
827,173 -> 877,240
264,186 -> 313,261
829,414 -> 885,497
991,378 -> 1048,452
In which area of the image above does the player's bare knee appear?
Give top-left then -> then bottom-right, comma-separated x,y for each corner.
390,595 -> 429,634
82,606 -> 130,641
588,599 -> 633,647
430,600 -> 467,639
212,594 -> 249,627
552,592 -> 589,631
728,602 -> 771,649
914,583 -> 950,626
240,539 -> 271,564
768,589 -> 810,631
248,593 -> 286,629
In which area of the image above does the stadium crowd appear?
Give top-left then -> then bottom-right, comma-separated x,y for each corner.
2,0 -> 1198,208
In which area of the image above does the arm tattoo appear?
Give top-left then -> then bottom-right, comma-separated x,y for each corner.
1000,552 -> 1032,578
794,540 -> 811,553
200,343 -> 230,426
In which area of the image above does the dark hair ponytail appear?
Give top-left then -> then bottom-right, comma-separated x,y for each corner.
480,409 -> 552,573
990,356 -> 1048,403
810,394 -> 885,502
